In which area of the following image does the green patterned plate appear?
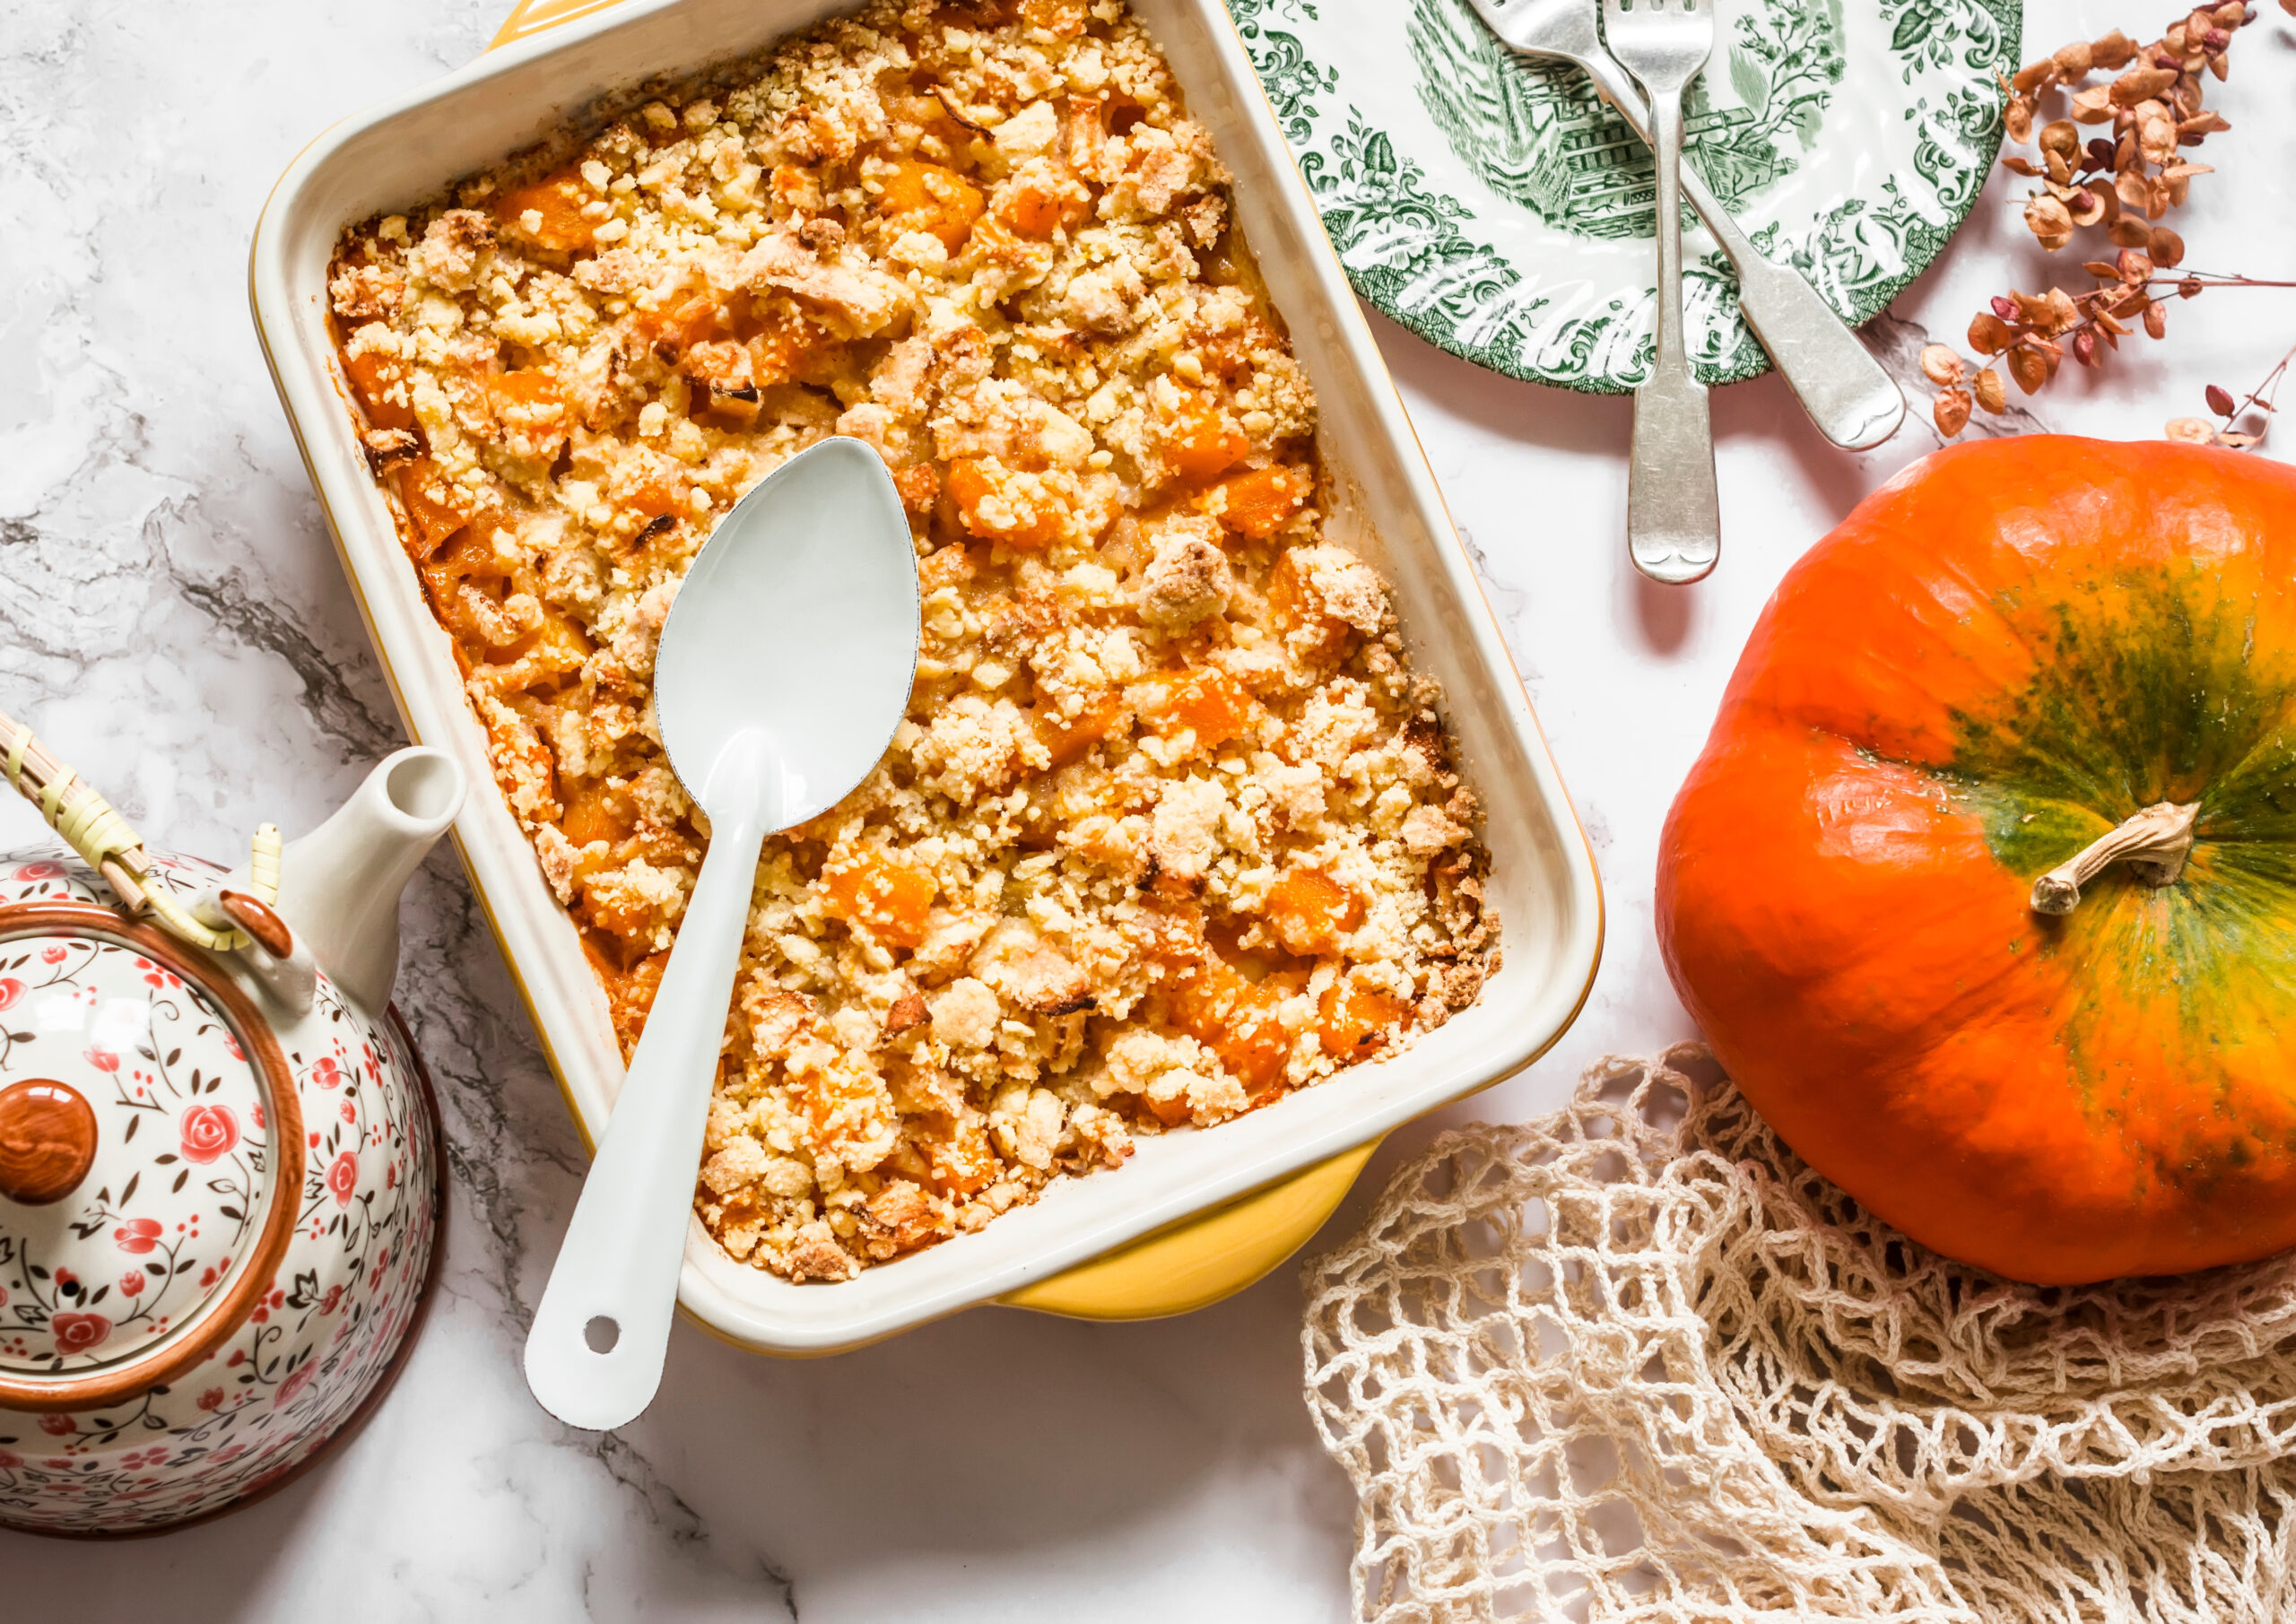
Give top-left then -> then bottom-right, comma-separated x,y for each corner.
1225,0 -> 2019,393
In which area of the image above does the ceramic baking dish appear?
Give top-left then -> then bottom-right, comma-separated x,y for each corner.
249,0 -> 1603,1354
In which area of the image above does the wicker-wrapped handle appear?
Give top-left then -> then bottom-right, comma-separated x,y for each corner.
0,708 -> 280,953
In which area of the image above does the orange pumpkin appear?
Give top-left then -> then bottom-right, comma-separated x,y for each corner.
1657,437 -> 2296,1284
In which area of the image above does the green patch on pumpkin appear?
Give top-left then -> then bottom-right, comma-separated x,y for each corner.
1892,569 -> 2296,1182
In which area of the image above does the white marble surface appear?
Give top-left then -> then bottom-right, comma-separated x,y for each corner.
0,1 -> 2290,1615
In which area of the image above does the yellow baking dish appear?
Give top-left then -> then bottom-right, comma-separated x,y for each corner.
249,0 -> 1603,1352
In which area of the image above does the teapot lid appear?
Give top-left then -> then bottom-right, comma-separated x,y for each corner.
0,868 -> 304,1411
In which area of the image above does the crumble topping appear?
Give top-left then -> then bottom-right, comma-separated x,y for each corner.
330,0 -> 1499,1282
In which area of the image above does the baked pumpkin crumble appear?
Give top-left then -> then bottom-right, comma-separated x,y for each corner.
329,0 -> 1499,1281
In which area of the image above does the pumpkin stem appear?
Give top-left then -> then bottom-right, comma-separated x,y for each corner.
2029,801 -> 2202,916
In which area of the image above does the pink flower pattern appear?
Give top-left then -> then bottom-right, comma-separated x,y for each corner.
272,1363 -> 317,1410
0,850 -> 436,1533
48,1313 -> 109,1355
178,1103 -> 239,1165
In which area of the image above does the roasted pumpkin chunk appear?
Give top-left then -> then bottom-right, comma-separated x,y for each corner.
823,850 -> 938,949
1265,870 -> 1362,957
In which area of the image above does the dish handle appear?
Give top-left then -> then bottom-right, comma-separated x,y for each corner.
1001,1139 -> 1379,1319
483,0 -> 1376,1321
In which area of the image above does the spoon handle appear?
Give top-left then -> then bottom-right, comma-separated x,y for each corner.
524,800 -> 768,1430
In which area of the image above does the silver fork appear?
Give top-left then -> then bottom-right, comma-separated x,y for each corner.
1602,0 -> 1718,584
1461,0 -> 1905,455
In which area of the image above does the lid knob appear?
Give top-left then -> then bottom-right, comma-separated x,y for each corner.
0,1079 -> 99,1206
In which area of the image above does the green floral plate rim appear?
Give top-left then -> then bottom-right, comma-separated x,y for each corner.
1224,0 -> 2022,395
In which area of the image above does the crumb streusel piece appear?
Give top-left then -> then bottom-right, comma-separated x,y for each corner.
330,0 -> 1499,1281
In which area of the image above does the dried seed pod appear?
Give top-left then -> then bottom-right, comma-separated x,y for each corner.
2109,216 -> 2152,248
2115,169 -> 2154,217
2051,41 -> 2094,75
2067,189 -> 2109,228
2164,417 -> 2215,442
2110,65 -> 2179,106
2074,329 -> 2100,367
2148,225 -> 2186,267
2013,60 -> 2056,94
1974,369 -> 2008,414
2092,30 -> 2139,68
2008,346 -> 2049,395
2023,193 -> 2075,250
2039,119 -> 2081,161
2004,95 -> 2036,144
2118,248 -> 2153,282
2144,301 -> 2169,339
1919,344 -> 1969,386
2206,384 -> 2237,416
2136,103 -> 2179,164
2070,85 -> 2116,123
1933,388 -> 1973,437
2044,287 -> 2083,332
1969,312 -> 2013,354
1991,295 -> 2019,322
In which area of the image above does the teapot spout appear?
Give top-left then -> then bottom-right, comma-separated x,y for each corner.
272,747 -> 465,1012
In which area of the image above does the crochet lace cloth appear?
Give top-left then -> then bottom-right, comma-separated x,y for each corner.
1300,1045 -> 2296,1623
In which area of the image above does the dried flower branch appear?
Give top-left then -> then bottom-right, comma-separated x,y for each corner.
1923,2 -> 2289,436
1923,271 -> 2296,436
2166,336 -> 2296,448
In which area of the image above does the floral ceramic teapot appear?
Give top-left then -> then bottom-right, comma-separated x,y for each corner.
0,730 -> 462,1535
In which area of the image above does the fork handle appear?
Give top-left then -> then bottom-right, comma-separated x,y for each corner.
1629,90 -> 1718,586
1577,52 -> 1904,453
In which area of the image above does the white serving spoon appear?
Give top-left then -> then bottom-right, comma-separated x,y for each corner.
525,437 -> 919,1430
